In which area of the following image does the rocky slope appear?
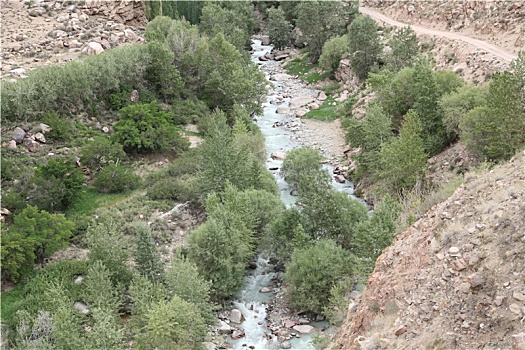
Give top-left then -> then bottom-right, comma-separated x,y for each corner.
334,149 -> 525,349
0,0 -> 146,80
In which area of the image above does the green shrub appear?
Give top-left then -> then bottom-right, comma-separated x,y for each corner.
85,221 -> 131,286
165,255 -> 218,323
319,35 -> 348,75
79,136 -> 127,172
171,98 -> 210,125
93,164 -> 141,194
439,84 -> 488,139
132,222 -> 164,283
41,112 -> 75,141
146,174 -> 199,203
137,295 -> 206,350
283,240 -> 355,315
113,101 -> 189,154
28,158 -> 85,212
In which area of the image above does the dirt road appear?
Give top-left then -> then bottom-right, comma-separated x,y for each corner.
360,7 -> 518,62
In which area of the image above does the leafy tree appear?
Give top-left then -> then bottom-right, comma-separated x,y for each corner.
80,136 -> 127,172
188,216 -> 252,301
283,239 -> 355,315
133,223 -> 165,283
113,101 -> 189,154
5,206 -> 74,266
353,195 -> 399,272
267,6 -> 292,50
378,110 -> 428,193
385,26 -> 418,71
85,221 -> 131,285
319,35 -> 348,76
201,34 -> 267,114
145,41 -> 184,102
300,187 -> 369,249
129,274 -> 167,333
199,3 -> 254,51
144,15 -> 175,43
411,59 -> 447,154
439,84 -> 489,139
281,147 -> 328,190
137,295 -> 206,350
348,15 -> 382,80
84,261 -> 123,318
461,74 -> 524,161
296,1 -> 357,63
164,255 -> 218,323
345,104 -> 393,181
85,307 -> 125,350
198,110 -> 267,196
93,164 -> 141,194
262,208 -> 308,263
29,158 -> 85,212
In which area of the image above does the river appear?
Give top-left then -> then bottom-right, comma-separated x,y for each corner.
227,39 -> 356,350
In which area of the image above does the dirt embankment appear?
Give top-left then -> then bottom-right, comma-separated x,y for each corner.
360,0 -> 525,56
334,149 -> 525,349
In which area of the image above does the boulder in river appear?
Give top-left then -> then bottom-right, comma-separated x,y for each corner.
229,309 -> 245,324
292,324 -> 315,334
271,151 -> 286,160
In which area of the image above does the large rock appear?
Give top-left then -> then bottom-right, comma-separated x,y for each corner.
295,108 -> 309,118
36,123 -> 52,134
276,106 -> 291,115
289,96 -> 315,109
23,139 -> 41,152
85,42 -> 104,55
231,329 -> 245,340
229,309 -> 245,324
33,132 -> 46,144
292,325 -> 315,334
12,127 -> 26,144
73,301 -> 90,315
7,140 -> 17,149
271,73 -> 292,81
218,320 -> 233,334
260,35 -> 270,45
271,151 -> 286,161
84,0 -> 147,26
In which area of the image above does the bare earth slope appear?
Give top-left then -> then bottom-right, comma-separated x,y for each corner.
360,7 -> 517,62
335,150 -> 525,349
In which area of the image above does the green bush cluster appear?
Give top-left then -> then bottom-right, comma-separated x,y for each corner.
267,6 -> 292,50
319,35 -> 348,76
93,164 -> 141,194
113,101 -> 189,154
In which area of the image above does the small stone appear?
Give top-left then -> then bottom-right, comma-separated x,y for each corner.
74,276 -> 84,284
259,287 -> 272,293
297,318 -> 310,325
513,291 -> 525,302
23,138 -> 41,152
36,123 -> 52,133
309,103 -> 319,110
494,295 -> 505,306
509,303 -> 522,315
468,273 -> 484,290
318,91 -> 327,101
7,140 -> 17,149
394,325 -> 407,336
449,247 -> 460,254
73,301 -> 90,315
102,126 -> 109,133
218,320 -> 233,334
334,175 -> 345,183
458,282 -> 471,294
231,329 -> 245,340
280,341 -> 292,349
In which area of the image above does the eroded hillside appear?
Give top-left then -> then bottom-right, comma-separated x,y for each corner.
335,150 -> 525,349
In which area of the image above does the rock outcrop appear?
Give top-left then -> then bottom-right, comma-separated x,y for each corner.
335,150 -> 525,349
